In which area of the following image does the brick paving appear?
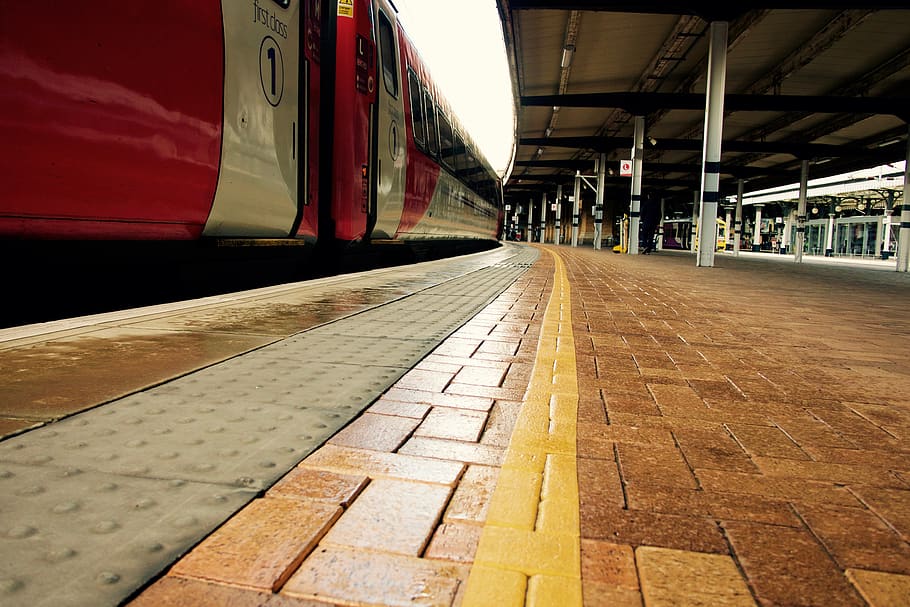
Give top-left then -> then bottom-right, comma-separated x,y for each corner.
129,245 -> 910,606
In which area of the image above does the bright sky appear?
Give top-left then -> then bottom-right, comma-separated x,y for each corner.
392,0 -> 516,178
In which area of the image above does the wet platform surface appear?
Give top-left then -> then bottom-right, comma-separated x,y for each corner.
3,243 -> 910,606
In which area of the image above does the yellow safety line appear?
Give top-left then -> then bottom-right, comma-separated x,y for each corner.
462,248 -> 581,606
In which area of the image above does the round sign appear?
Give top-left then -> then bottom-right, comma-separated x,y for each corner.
259,36 -> 285,107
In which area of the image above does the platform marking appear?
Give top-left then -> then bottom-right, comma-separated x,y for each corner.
462,248 -> 581,606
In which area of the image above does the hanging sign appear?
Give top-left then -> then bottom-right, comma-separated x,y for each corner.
620,159 -> 632,176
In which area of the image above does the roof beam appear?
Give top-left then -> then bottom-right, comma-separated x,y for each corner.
521,92 -> 910,117
520,136 -> 864,158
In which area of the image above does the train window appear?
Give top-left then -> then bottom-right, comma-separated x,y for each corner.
453,133 -> 467,178
378,12 -> 399,98
438,113 -> 455,171
407,69 -> 426,149
423,88 -> 439,156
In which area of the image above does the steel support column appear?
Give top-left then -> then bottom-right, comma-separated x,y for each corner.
629,116 -> 644,255
697,21 -> 729,267
795,160 -> 809,263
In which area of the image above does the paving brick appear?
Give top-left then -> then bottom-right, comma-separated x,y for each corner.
723,520 -> 866,607
266,467 -> 369,506
320,478 -> 451,556
580,539 -> 638,589
443,464 -> 499,524
695,468 -> 863,506
283,547 -> 467,606
299,444 -> 464,486
476,339 -> 520,356
770,413 -> 858,449
414,407 -> 488,442
601,391 -> 662,416
367,399 -> 432,419
328,412 -> 420,452
672,427 -> 758,473
170,497 -> 341,591
131,574 -> 326,607
479,399 -> 521,446
624,484 -> 800,527
578,421 -> 675,450
381,386 -> 495,411
796,503 -> 910,574
444,382 -> 528,401
578,455 -> 625,510
636,546 -> 756,606
583,583 -> 643,607
453,363 -> 509,387
581,502 -> 728,554
616,442 -> 698,490
394,368 -> 455,392
846,569 -> 910,606
425,521 -> 483,563
851,486 -> 910,541
399,436 -> 504,467
430,337 -> 481,358
725,423 -> 810,459
752,456 -> 906,488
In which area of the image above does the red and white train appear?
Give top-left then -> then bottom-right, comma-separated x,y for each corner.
0,0 -> 504,248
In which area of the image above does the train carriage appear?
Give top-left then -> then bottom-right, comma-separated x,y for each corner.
0,0 -> 502,249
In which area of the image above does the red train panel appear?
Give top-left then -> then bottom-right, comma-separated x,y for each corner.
0,1 -> 224,239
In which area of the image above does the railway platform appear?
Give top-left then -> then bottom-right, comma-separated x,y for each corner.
2,242 -> 910,606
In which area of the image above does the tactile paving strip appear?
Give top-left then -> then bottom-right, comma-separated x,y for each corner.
0,243 -> 540,606
0,463 -> 256,607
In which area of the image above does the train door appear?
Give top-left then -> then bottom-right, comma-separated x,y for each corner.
204,0 -> 303,237
370,2 -> 407,239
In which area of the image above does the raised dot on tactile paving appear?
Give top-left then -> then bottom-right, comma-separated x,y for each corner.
92,521 -> 119,534
0,578 -> 23,594
45,547 -> 77,563
134,498 -> 157,509
97,572 -> 120,585
7,525 -> 37,539
17,486 -> 44,496
52,501 -> 80,514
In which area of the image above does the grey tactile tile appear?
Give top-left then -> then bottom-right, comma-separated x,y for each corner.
0,463 -> 256,607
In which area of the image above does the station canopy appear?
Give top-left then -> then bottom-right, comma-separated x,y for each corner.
495,2 -> 910,211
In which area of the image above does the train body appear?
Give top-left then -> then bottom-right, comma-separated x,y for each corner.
0,0 -> 503,246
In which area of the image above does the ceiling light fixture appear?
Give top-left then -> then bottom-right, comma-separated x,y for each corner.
561,45 -> 575,69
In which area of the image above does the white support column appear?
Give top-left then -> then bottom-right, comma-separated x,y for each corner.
629,116 -> 644,255
898,128 -> 910,272
657,198 -> 666,250
795,159 -> 809,263
696,20 -> 729,267
572,173 -> 581,247
593,153 -> 606,250
724,205 -> 733,251
733,179 -> 743,256
526,197 -> 533,243
555,184 -> 563,245
539,191 -> 547,244
782,207 -> 795,254
825,209 -> 835,257
882,191 -> 894,259
753,204 -> 764,252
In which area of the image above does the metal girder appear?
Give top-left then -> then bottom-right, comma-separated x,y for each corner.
520,92 -> 910,118
519,136 -> 867,158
